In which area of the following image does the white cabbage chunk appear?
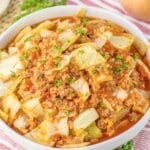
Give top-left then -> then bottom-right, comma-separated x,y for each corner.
0,55 -> 23,79
94,31 -> 112,49
8,47 -> 18,55
2,94 -> 20,122
109,34 -> 134,50
113,87 -> 128,100
0,77 -> 22,98
25,120 -> 57,144
131,88 -> 149,114
56,117 -> 69,136
71,78 -> 90,100
85,122 -> 102,139
58,29 -> 79,50
112,108 -> 130,123
13,115 -> 29,134
136,59 -> 150,79
103,99 -> 114,111
0,109 -> 8,122
134,36 -> 149,56
71,44 -> 105,70
53,55 -> 71,71
22,98 -> 44,119
73,108 -> 99,133
40,29 -> 53,38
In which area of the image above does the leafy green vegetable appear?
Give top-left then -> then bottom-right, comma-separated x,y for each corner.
119,141 -> 134,150
115,55 -> 122,61
53,79 -> 64,87
122,61 -> 128,70
54,60 -> 61,68
85,122 -> 102,139
114,67 -> 121,73
76,27 -> 86,35
69,77 -> 76,84
15,0 -> 66,21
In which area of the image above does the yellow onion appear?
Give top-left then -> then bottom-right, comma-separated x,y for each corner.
120,0 -> 150,22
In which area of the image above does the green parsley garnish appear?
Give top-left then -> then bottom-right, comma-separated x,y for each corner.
24,35 -> 34,43
122,61 -> 128,70
78,50 -> 84,54
99,101 -> 105,107
21,50 -> 29,60
54,45 -> 62,52
101,52 -> 106,58
69,77 -> 76,84
114,67 -> 121,73
119,140 -> 134,150
99,65 -> 104,70
15,0 -> 67,21
132,53 -> 138,60
64,110 -> 71,116
81,17 -> 88,23
91,69 -> 97,74
54,60 -> 61,68
115,55 -> 122,61
31,46 -> 39,51
53,79 -> 64,87
10,71 -> 17,78
76,26 -> 85,35
38,58 -> 47,64
57,27 -> 62,33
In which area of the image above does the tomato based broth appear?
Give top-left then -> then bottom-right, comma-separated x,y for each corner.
0,9 -> 149,148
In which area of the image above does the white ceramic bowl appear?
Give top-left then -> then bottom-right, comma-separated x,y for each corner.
0,6 -> 150,150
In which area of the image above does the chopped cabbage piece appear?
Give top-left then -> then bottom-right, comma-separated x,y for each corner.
25,120 -> 57,144
136,59 -> 150,79
71,78 -> 90,100
112,108 -> 130,123
2,94 -> 20,122
113,87 -> 128,100
8,47 -> 18,55
134,36 -> 149,56
22,98 -> 44,119
56,117 -> 69,136
103,99 -> 114,111
0,55 -> 23,79
0,109 -> 8,122
14,115 -> 29,134
0,77 -> 22,98
40,29 -> 53,38
71,44 -> 105,70
109,34 -> 134,50
85,122 -> 102,139
73,108 -> 99,132
95,31 -> 112,49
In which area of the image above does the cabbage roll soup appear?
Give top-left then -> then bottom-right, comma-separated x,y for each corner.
0,9 -> 150,148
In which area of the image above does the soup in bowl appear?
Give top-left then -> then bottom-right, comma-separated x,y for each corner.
0,6 -> 150,150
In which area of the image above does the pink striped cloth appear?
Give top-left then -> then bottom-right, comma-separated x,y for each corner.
0,0 -> 150,150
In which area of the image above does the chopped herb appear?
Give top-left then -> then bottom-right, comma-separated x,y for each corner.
132,53 -> 138,60
78,50 -> 84,54
122,61 -> 128,70
99,101 -> 105,107
119,140 -> 134,150
57,27 -> 62,33
69,77 -> 76,84
10,71 -> 16,77
38,58 -> 47,64
24,35 -> 34,43
99,65 -> 104,70
54,60 -> 61,68
76,26 -> 85,35
84,92 -> 89,98
21,50 -> 29,60
64,109 -> 71,116
54,45 -> 62,52
31,46 -> 39,51
38,72 -> 44,78
60,95 -> 64,99
91,69 -> 97,74
53,79 -> 64,87
101,52 -> 106,58
114,67 -> 121,73
115,55 -> 121,61
81,17 -> 88,23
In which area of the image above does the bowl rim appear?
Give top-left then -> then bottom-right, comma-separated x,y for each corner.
0,5 -> 150,150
